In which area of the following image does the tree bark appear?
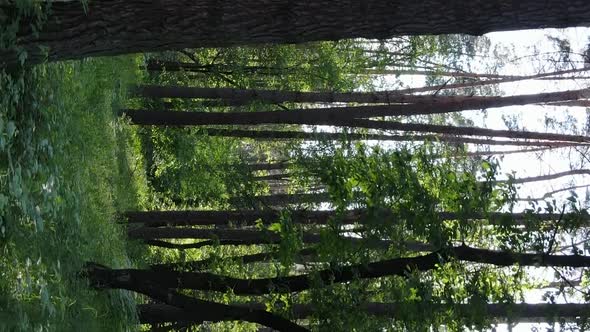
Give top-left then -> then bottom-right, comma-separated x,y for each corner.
499,169 -> 590,184
518,184 -> 589,202
129,85 -> 589,112
198,128 -> 582,147
462,147 -> 555,158
7,0 -> 590,66
253,173 -> 291,181
128,227 -> 433,252
144,60 -> 295,76
546,100 -> 590,108
345,119 -> 590,144
84,264 -> 307,332
122,110 -> 590,144
370,68 -> 590,95
91,246 -> 590,295
125,209 -> 590,227
138,302 -> 590,325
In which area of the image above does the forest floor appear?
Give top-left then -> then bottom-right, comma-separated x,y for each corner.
0,56 -> 150,330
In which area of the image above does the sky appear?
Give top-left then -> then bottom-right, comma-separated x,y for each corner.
483,28 -> 589,332
394,27 -> 590,331
303,28 -> 590,330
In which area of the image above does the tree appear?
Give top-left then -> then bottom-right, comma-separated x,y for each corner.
89,246 -> 590,295
130,85 -> 589,110
84,263 -> 308,332
123,109 -> 590,143
138,302 -> 590,325
5,0 -> 590,66
194,128 -> 582,147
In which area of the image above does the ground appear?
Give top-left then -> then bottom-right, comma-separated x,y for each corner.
0,56 -> 150,331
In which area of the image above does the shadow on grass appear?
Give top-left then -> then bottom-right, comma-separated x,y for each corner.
0,56 -> 150,331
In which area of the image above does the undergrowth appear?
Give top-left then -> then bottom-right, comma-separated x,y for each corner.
0,55 -> 148,331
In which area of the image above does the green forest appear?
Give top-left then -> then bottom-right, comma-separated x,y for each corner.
3,1 -> 590,331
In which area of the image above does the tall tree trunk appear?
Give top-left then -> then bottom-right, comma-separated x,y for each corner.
144,60 -> 295,76
345,119 -> 590,144
363,69 -> 523,79
129,85 -> 589,111
253,173 -> 291,181
138,302 -> 590,325
546,100 -> 590,107
123,109 -> 590,144
498,169 -> 590,184
90,246 -> 590,295
84,264 -> 307,332
518,184 -> 589,202
198,127 -> 581,147
6,0 -> 590,66
463,147 -> 556,158
128,227 -> 432,251
125,209 -> 589,227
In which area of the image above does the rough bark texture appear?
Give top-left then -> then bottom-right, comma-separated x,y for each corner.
130,85 -> 589,109
518,184 -> 590,202
197,128 -> 582,147
498,169 -> 590,184
122,109 -> 590,144
125,209 -> 589,227
6,0 -> 590,66
392,68 -> 590,95
84,264 -> 307,332
128,227 -> 433,252
93,246 -> 590,295
138,302 -> 590,324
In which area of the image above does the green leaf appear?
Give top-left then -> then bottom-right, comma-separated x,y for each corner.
268,222 -> 281,233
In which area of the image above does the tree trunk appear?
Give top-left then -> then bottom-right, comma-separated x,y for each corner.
84,264 -> 307,332
90,246 -> 590,295
138,302 -> 590,325
122,110 -> 590,144
7,0 -> 590,66
128,227 -> 432,252
546,100 -> 590,108
253,173 -> 291,181
499,169 -> 590,184
144,60 -> 294,76
198,128 -> 582,147
462,147 -> 556,158
365,67 -> 590,95
124,209 -> 344,226
124,209 -> 589,227
518,184 -> 589,202
129,85 -> 589,111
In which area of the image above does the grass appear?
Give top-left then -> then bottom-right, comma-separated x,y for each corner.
0,55 -> 150,331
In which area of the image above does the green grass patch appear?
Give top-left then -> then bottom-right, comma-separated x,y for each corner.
0,56 -> 149,331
